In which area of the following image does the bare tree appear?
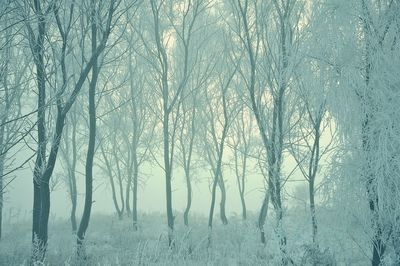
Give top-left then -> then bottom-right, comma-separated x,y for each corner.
21,0 -> 119,262
230,103 -> 254,221
145,0 -> 210,245
230,0 -> 305,263
125,19 -> 156,229
202,46 -> 238,241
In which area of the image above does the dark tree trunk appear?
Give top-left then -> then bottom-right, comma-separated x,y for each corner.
77,3 -> 98,256
37,112 -> 66,261
31,0 -> 46,261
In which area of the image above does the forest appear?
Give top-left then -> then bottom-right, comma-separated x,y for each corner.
0,0 -> 399,265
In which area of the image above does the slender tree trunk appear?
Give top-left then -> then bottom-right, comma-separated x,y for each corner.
70,170 -> 78,232
163,92 -> 173,246
77,4 -> 98,256
125,173 -> 132,216
69,111 -> 78,232
208,168 -> 219,232
100,145 -> 122,218
235,148 -> 247,221
240,191 -> 246,220
183,168 -> 192,226
132,157 -> 138,230
309,179 -> 318,246
113,139 -> 125,219
208,125 -> 228,242
116,172 -> 125,219
218,175 -> 228,225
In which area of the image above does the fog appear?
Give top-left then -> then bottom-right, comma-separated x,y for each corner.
1,0 -> 400,265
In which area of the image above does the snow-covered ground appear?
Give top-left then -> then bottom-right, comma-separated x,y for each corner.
0,207 -> 369,265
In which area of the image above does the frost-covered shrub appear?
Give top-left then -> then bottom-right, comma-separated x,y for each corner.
300,244 -> 336,266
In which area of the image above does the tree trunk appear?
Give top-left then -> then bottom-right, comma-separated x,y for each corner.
208,167 -> 219,244
36,112 -> 66,262
31,0 -> 46,261
77,4 -> 98,257
113,138 -> 125,219
132,161 -> 138,230
125,173 -> 132,216
183,168 -> 192,226
240,192 -> 246,220
218,175 -> 228,225
275,205 -> 288,265
207,125 -> 228,242
69,111 -> 78,232
70,170 -> 78,232
309,179 -> 318,245
258,190 -> 270,245
164,108 -> 174,246
101,145 -> 123,218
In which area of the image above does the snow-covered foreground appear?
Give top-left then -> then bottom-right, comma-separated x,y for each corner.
0,209 -> 369,265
